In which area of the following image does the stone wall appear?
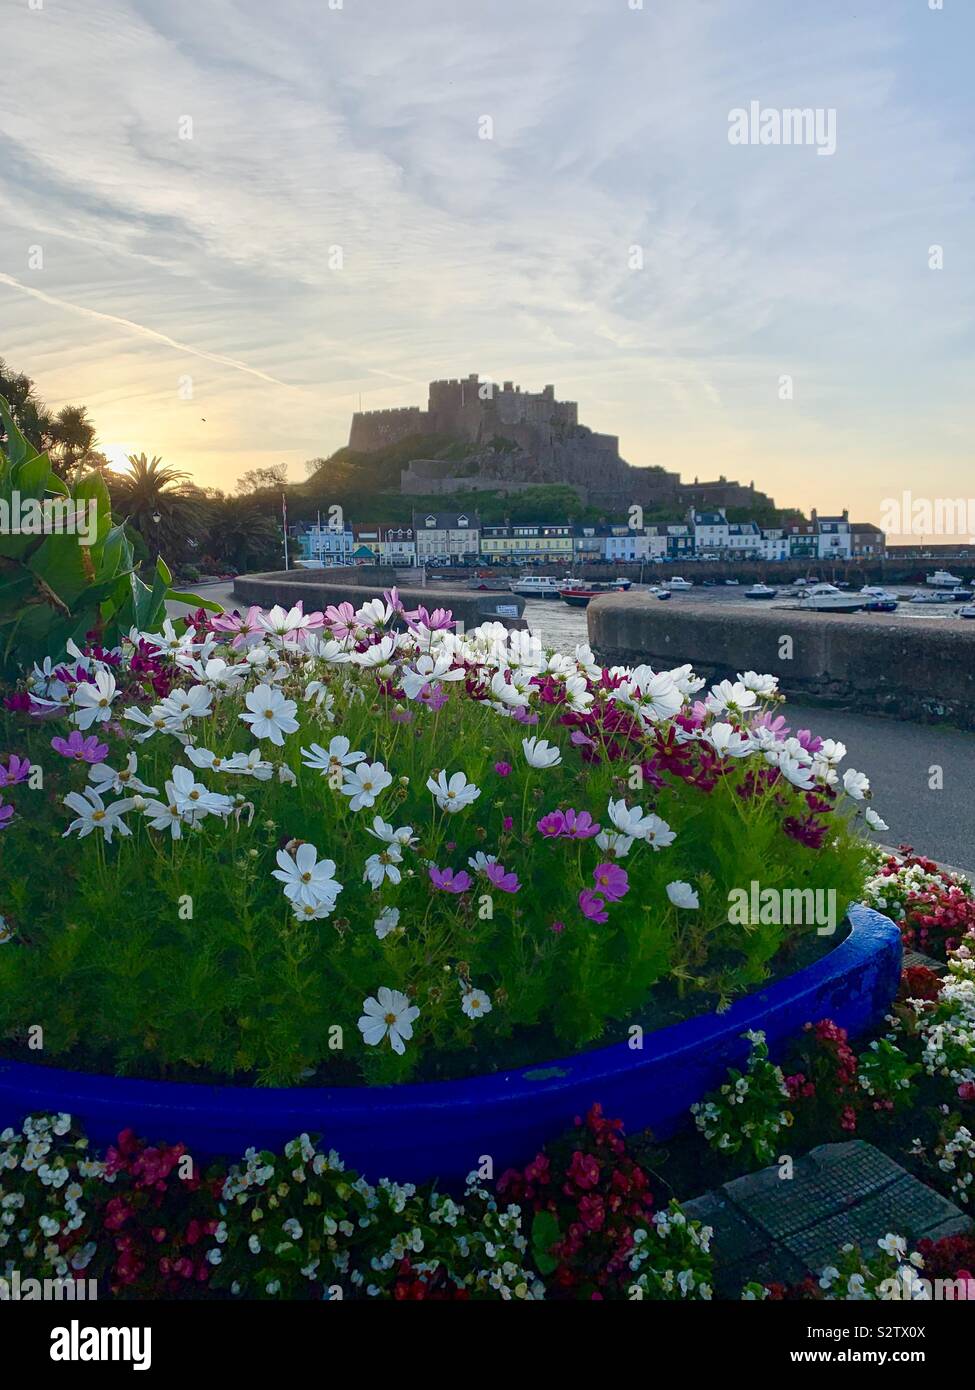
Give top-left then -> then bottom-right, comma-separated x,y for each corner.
587,594 -> 975,730
233,572 -> 527,631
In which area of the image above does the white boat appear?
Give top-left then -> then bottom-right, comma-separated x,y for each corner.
509,575 -> 563,598
911,589 -> 959,605
744,583 -> 778,600
666,576 -> 694,591
795,582 -> 864,612
927,569 -> 964,587
860,586 -> 898,602
959,605 -> 975,620
724,578 -> 739,586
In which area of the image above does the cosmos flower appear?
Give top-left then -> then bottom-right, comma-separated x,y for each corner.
358,987 -> 419,1055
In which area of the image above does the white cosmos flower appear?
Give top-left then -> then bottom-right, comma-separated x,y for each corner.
122,705 -> 170,741
183,656 -> 248,690
522,736 -> 562,769
363,845 -> 403,888
303,681 -> 335,718
843,768 -> 870,801
258,604 -> 318,640
272,844 -> 343,908
615,667 -> 683,723
357,597 -> 396,628
185,746 -> 237,773
489,670 -> 531,711
705,722 -> 754,758
607,798 -> 668,843
341,760 -> 393,811
291,897 -> 337,922
865,807 -> 889,832
240,684 -> 299,746
666,880 -> 700,910
157,684 -> 214,729
705,680 -> 758,717
878,1233 -> 907,1259
816,739 -> 847,765
461,987 -> 493,1020
563,674 -> 594,714
71,669 -> 118,730
141,618 -> 201,657
304,635 -> 352,664
62,787 -> 133,843
374,906 -> 401,940
222,748 -> 274,780
87,753 -> 157,796
168,766 -> 234,818
353,634 -> 400,669
595,830 -> 634,859
301,735 -> 366,779
401,651 -> 464,701
140,794 -> 190,839
366,817 -> 416,848
774,755 -> 816,791
468,850 -> 498,873
358,987 -> 419,1055
737,671 -> 778,697
426,769 -> 481,812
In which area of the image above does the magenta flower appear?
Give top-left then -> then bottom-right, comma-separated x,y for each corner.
209,604 -> 263,647
323,602 -> 357,639
537,810 -> 567,838
569,730 -> 597,749
429,865 -> 472,894
795,728 -> 823,754
51,731 -> 110,764
494,761 -> 512,778
578,890 -> 608,924
592,862 -> 629,902
0,754 -> 31,787
484,862 -> 520,894
418,684 -> 449,712
512,706 -> 539,725
406,605 -> 455,633
550,920 -> 566,934
502,816 -> 514,832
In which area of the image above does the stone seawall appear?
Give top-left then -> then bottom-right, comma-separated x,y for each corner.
233,572 -> 527,631
588,594 -> 975,730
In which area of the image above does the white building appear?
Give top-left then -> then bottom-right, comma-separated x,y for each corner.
813,510 -> 853,560
413,511 -> 480,563
689,508 -> 730,553
602,529 -> 655,562
725,521 -> 763,555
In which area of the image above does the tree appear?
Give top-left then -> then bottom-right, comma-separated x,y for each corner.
108,453 -> 210,562
205,495 -> 281,572
236,463 -> 289,495
0,360 -> 101,479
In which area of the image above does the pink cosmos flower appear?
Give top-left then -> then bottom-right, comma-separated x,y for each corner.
569,730 -> 597,749
51,731 -> 110,763
0,754 -> 31,787
418,684 -> 449,712
406,605 -> 455,633
579,889 -> 608,923
512,706 -> 539,725
537,811 -> 567,838
550,920 -> 566,934
484,862 -> 520,893
592,862 -> 629,902
429,865 -> 472,894
323,602 -> 358,639
0,799 -> 13,829
494,761 -> 512,777
208,605 -> 263,648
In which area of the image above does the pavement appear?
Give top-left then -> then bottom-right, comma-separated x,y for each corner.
167,581 -> 975,877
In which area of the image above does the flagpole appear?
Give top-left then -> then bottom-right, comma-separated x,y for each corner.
282,492 -> 289,569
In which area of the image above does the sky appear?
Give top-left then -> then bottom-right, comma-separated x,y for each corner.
1,0 -> 973,533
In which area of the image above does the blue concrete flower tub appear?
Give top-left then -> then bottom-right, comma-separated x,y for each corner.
0,903 -> 900,1183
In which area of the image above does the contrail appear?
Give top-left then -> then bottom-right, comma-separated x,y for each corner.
0,271 -> 295,388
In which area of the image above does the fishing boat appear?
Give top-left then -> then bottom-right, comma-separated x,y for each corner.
744,583 -> 778,600
509,575 -> 563,599
666,576 -> 694,591
795,582 -> 864,612
911,589 -> 960,605
927,569 -> 965,588
559,587 -> 600,608
859,585 -> 899,613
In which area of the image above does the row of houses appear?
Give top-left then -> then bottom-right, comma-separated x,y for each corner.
294,509 -> 885,567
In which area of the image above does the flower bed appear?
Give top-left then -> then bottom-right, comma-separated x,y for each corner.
1,594 -> 875,1097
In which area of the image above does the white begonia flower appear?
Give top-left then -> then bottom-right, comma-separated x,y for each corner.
843,768 -> 871,801
341,760 -> 393,811
272,843 -> 342,908
666,880 -> 700,910
358,987 -> 420,1055
427,769 -> 481,812
522,736 -> 562,769
240,683 -> 299,746
461,987 -> 493,1020
62,787 -> 134,843
70,669 -> 117,730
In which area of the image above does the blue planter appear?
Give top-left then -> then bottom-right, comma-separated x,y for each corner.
0,903 -> 900,1183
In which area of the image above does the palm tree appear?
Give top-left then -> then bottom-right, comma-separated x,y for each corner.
206,495 -> 281,572
108,453 -> 210,562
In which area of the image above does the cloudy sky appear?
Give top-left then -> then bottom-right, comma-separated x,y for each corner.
1,0 -> 972,527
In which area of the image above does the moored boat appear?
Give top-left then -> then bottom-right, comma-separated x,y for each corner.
509,574 -> 563,598
795,582 -> 864,612
744,583 -> 778,600
926,569 -> 964,588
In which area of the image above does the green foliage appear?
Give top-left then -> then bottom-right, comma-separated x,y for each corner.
0,396 -> 212,674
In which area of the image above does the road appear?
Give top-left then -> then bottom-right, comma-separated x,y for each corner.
167,583 -> 974,875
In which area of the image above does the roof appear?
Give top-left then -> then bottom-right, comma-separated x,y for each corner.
412,511 -> 481,529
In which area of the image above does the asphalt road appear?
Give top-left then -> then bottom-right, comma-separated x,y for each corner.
167,582 -> 974,875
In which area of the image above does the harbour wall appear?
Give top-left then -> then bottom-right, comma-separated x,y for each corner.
232,571 -> 527,630
587,594 -> 975,731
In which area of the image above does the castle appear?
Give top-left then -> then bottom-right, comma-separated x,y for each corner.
348,374 -> 775,513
